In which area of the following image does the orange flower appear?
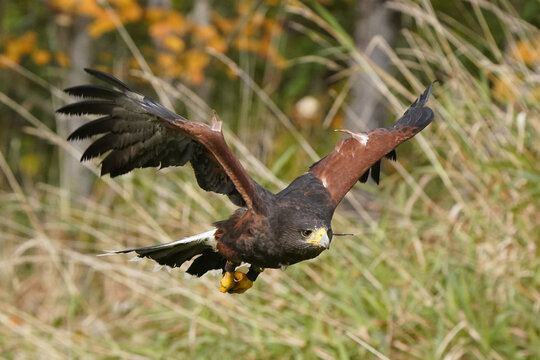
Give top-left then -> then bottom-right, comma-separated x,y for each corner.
55,51 -> 71,67
49,0 -> 77,13
212,12 -> 235,33
146,8 -> 167,23
163,36 -> 185,53
4,31 -> 37,63
157,53 -> 176,69
150,22 -> 171,39
185,50 -> 210,84
208,37 -> 227,53
120,3 -> 142,22
88,14 -> 115,38
77,0 -> 102,17
149,11 -> 187,40
32,49 -> 51,65
491,74 -> 517,102
194,25 -> 218,42
512,36 -> 540,65
167,12 -> 187,33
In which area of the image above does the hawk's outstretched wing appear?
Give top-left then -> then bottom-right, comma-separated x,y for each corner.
59,69 -> 255,208
309,83 -> 435,208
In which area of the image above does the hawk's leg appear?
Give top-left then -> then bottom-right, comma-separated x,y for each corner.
219,261 -> 238,293
219,262 -> 264,294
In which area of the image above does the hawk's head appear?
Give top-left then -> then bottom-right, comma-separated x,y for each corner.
271,173 -> 335,266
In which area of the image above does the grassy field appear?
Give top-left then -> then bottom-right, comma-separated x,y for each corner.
1,1 -> 539,359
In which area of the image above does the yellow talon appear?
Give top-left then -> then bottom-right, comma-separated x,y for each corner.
228,272 -> 253,294
219,271 -> 235,293
219,271 -> 254,294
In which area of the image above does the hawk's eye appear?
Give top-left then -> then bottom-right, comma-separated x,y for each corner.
300,230 -> 312,238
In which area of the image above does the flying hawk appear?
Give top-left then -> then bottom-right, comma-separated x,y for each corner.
59,69 -> 434,294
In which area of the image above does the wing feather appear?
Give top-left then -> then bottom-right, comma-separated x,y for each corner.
60,69 -> 256,208
310,83 -> 435,207
57,100 -> 116,116
64,84 -> 123,99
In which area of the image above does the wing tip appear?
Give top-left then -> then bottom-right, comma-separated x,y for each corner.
84,68 -> 131,91
393,82 -> 436,131
416,80 -> 438,107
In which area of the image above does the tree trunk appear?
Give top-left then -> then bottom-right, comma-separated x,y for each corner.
189,0 -> 211,102
347,0 -> 399,131
342,0 -> 400,221
57,17 -> 94,197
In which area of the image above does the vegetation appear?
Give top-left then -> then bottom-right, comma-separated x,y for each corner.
1,0 -> 539,358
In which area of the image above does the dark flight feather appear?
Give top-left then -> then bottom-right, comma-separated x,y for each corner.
67,115 -> 117,140
57,100 -> 116,116
84,68 -> 131,91
64,84 -> 123,99
103,229 -> 222,276
61,68 -> 257,208
357,149 -> 397,185
186,252 -> 226,276
112,239 -> 213,268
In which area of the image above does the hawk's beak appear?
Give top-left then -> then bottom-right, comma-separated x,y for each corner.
306,228 -> 330,249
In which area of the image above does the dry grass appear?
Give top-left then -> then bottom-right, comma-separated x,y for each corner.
1,0 -> 539,359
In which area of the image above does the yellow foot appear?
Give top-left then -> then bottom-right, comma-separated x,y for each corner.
219,271 -> 253,294
219,272 -> 235,293
230,272 -> 253,294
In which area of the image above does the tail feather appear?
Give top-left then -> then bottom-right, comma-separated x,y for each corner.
101,229 -> 225,275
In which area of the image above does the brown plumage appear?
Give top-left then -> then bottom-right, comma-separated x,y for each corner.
59,69 -> 434,293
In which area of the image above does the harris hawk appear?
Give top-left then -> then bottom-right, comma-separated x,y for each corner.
59,69 -> 434,294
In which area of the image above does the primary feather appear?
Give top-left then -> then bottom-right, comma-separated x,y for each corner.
59,68 -> 253,207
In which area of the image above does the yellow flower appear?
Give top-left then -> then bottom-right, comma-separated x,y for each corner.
157,53 -> 176,69
4,31 -> 37,63
185,50 -> 210,84
55,51 -> 71,67
512,36 -> 540,65
194,25 -> 218,42
163,36 -> 185,53
32,50 -> 51,65
146,8 -> 167,23
88,14 -> 115,38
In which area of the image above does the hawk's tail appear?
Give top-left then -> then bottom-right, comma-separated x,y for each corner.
100,229 -> 226,277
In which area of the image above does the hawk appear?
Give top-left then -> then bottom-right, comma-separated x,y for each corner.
59,69 -> 434,294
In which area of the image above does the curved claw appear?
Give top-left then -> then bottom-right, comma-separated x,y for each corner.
228,272 -> 253,294
219,271 -> 253,294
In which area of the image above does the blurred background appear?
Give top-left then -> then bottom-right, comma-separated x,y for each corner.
1,0 -> 539,358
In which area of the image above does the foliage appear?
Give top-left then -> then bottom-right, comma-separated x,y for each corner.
1,0 -> 539,359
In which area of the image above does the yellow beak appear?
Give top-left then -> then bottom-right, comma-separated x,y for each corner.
306,228 -> 330,249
